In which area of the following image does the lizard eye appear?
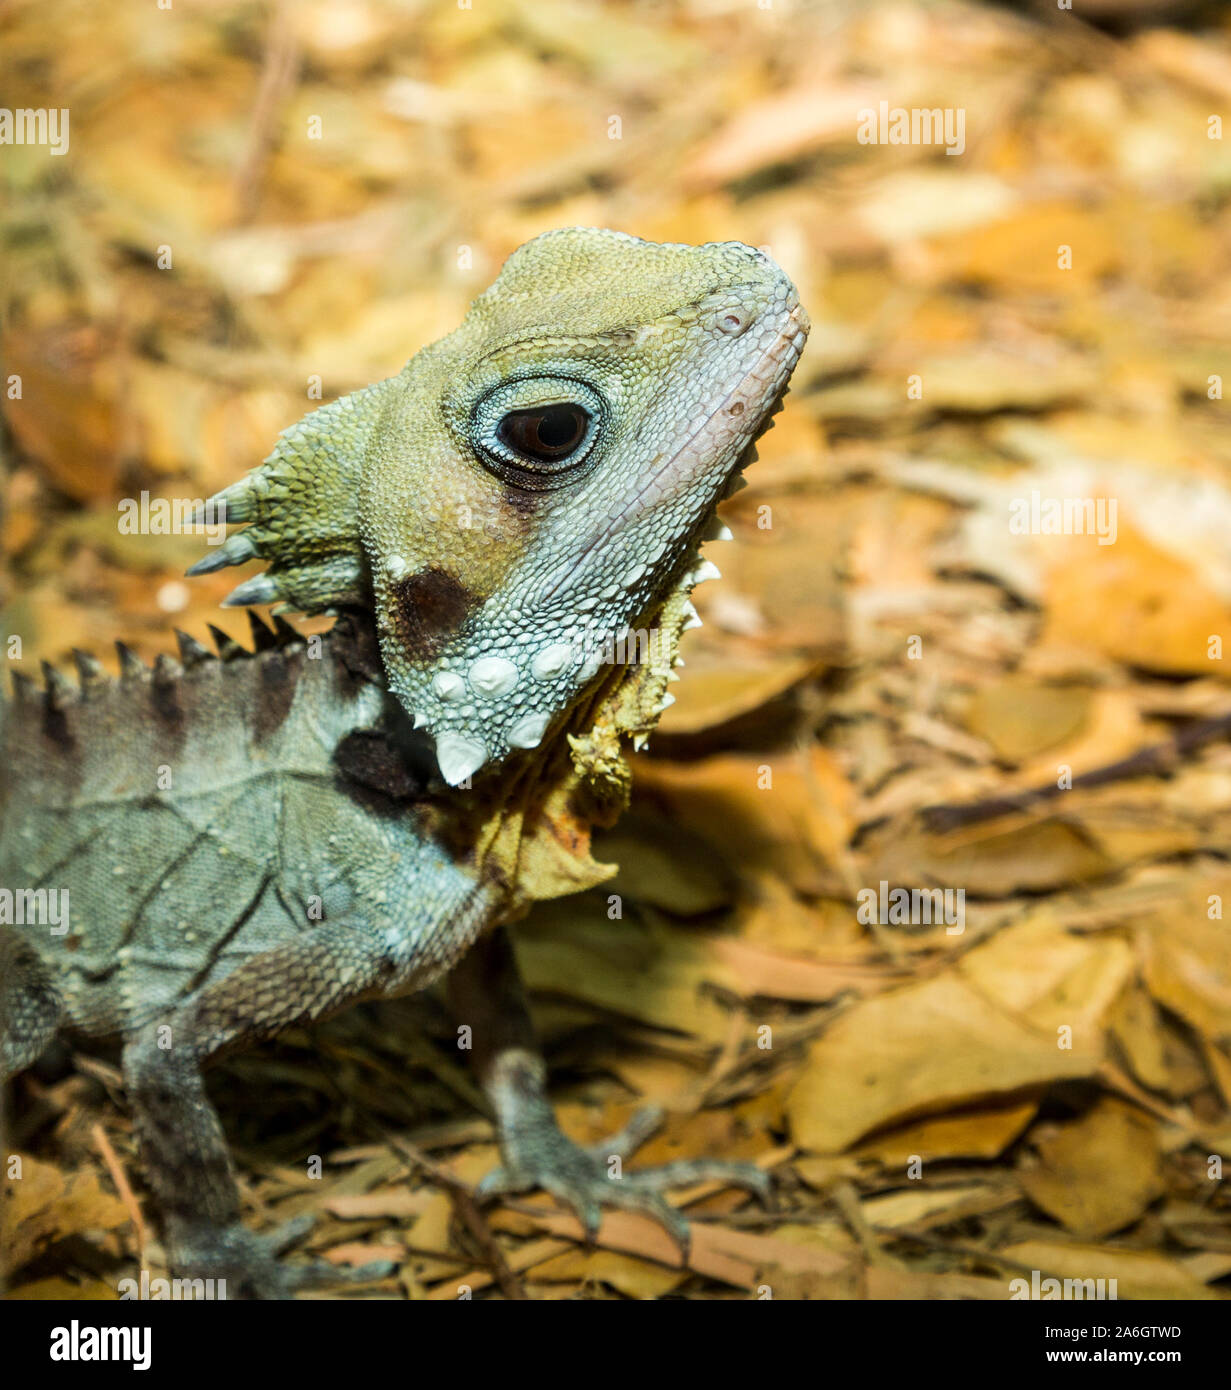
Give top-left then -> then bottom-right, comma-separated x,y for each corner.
473,377 -> 604,489
497,404 -> 589,464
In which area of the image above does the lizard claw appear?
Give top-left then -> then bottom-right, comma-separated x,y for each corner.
476,1104 -> 770,1258
167,1214 -> 394,1299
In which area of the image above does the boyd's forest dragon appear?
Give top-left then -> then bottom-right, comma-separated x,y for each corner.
0,228 -> 810,1297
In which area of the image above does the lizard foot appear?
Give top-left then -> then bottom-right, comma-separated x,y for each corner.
477,1105 -> 771,1255
167,1213 -> 395,1299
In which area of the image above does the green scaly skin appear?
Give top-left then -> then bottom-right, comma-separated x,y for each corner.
1,228 -> 809,1296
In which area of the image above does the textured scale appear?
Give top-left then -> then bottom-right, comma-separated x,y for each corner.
187,228 -> 808,784
1,229 -> 809,1294
0,620 -> 494,1038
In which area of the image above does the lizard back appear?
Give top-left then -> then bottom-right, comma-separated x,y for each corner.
0,617 -> 493,1039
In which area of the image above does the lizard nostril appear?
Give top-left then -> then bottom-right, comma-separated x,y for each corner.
697,289 -> 756,338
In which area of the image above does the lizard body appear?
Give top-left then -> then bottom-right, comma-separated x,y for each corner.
1,228 -> 808,1295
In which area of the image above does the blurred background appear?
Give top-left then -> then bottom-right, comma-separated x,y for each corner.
4,0 -> 1231,1300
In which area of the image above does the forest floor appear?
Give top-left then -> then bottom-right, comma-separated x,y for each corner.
4,0 -> 1231,1298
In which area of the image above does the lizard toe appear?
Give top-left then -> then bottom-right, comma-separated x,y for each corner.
477,1117 -> 769,1256
264,1211 -> 317,1254
167,1215 -> 391,1298
626,1157 -> 774,1206
473,1163 -> 523,1199
582,1103 -> 664,1163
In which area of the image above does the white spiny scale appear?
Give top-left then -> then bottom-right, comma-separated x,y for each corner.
468,656 -> 518,698
681,600 -> 703,630
432,671 -> 466,702
531,643 -> 573,680
435,733 -> 487,786
507,711 -> 550,749
667,670 -> 680,683
703,516 -> 734,542
658,692 -> 675,710
691,559 -> 722,585
632,732 -> 650,752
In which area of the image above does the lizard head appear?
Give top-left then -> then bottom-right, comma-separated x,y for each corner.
192,228 -> 808,785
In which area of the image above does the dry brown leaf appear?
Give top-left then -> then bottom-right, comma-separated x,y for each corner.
1000,1240 -> 1221,1301
963,679 -> 1091,764
1018,1099 -> 1165,1239
655,653 -> 820,738
853,1099 -> 1038,1164
5,1277 -> 119,1300
600,814 -> 735,916
868,818 -> 1115,898
861,1180 -> 1019,1231
960,910 -> 1135,1037
2,1155 -> 130,1277
3,326 -> 124,504
633,751 -> 840,895
948,204 -> 1122,291
1041,521 -> 1231,679
709,936 -> 901,1003
515,896 -> 733,1043
1142,906 -> 1231,1047
788,973 -> 1098,1154
1108,984 -> 1172,1093
323,1190 -> 441,1221
684,81 -> 886,188
524,1247 -> 686,1298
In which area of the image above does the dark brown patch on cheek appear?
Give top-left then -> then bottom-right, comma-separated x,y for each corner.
392,567 -> 478,659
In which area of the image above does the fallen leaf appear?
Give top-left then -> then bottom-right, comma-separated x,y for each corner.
788,973 -> 1098,1153
1000,1240 -> 1220,1300
853,1099 -> 1038,1164
1018,1099 -> 1165,1239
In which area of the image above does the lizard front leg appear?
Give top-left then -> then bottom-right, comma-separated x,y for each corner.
449,926 -> 771,1253
122,926 -> 399,1299
0,935 -> 64,1078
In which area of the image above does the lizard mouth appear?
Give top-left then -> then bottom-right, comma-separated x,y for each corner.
536,293 -> 810,606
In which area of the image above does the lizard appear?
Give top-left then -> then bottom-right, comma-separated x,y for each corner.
0,227 -> 809,1297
